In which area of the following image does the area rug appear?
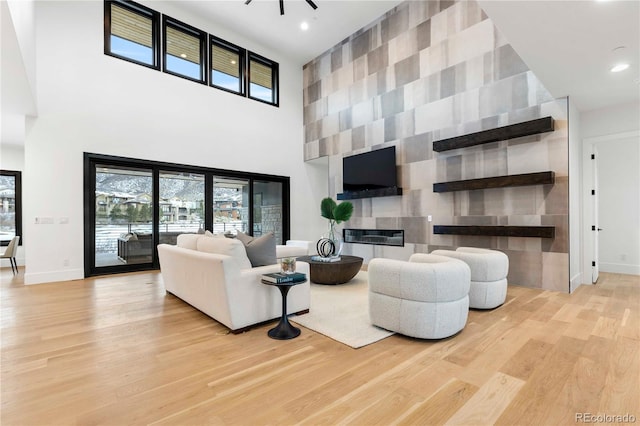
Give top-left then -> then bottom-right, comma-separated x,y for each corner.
290,271 -> 394,348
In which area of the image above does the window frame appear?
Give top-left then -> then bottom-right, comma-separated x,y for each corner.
247,51 -> 279,107
103,1 -> 280,107
104,0 -> 161,70
162,15 -> 208,84
0,170 -> 22,247
209,35 -> 246,97
83,153 -> 290,277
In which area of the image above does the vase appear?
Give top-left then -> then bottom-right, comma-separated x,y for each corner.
317,222 -> 343,258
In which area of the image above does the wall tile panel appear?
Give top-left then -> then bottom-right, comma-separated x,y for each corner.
303,0 -> 569,292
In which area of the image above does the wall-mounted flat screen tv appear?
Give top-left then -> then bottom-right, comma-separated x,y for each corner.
343,146 -> 397,192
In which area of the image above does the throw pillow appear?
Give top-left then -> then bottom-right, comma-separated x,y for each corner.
196,236 -> 252,270
236,231 -> 277,267
176,234 -> 201,250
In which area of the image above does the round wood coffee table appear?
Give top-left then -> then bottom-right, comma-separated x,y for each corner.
297,255 -> 363,285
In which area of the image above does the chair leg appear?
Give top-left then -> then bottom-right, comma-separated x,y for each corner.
10,258 -> 17,275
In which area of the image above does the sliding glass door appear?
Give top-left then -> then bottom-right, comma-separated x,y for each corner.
94,164 -> 154,268
213,177 -> 249,236
159,171 -> 205,245
85,153 -> 290,277
253,180 -> 283,244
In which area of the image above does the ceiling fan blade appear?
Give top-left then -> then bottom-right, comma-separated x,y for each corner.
244,0 -> 252,4
305,0 -> 318,10
279,0 -> 284,15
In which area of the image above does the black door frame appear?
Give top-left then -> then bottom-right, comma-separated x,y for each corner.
83,152 -> 290,277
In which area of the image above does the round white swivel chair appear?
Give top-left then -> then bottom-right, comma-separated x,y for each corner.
431,247 -> 509,309
368,254 -> 470,339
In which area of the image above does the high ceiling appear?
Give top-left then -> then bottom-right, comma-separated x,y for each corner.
176,0 -> 639,112
2,0 -> 639,147
478,0 -> 639,112
173,0 -> 405,66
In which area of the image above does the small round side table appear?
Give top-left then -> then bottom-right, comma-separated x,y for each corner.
261,279 -> 306,339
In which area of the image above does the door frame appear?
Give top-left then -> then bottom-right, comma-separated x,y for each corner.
582,131 -> 639,284
83,152 -> 290,277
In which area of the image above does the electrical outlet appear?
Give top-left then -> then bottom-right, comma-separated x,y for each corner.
621,254 -> 627,261
427,215 -> 433,222
63,259 -> 70,267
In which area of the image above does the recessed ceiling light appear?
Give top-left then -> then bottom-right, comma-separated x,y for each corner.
610,63 -> 630,73
231,60 -> 237,65
180,53 -> 187,59
300,21 -> 309,31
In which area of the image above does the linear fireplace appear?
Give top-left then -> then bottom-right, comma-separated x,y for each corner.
343,229 -> 404,247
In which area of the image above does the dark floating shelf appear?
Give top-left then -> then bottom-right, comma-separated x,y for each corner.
433,116 -> 555,152
433,171 -> 555,193
434,225 -> 555,238
337,187 -> 403,200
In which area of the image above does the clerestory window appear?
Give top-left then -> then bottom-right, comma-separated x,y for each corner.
248,52 -> 279,106
104,0 -> 160,69
163,16 -> 207,83
104,0 -> 279,107
210,36 -> 245,96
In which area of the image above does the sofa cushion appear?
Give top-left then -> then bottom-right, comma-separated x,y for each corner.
236,231 -> 277,267
276,245 -> 308,259
196,236 -> 252,270
176,234 -> 201,250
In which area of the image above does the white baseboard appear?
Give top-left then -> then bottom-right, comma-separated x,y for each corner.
24,268 -> 84,285
570,272 -> 585,293
600,263 -> 640,276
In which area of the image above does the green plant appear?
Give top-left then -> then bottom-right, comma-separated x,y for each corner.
320,197 -> 353,227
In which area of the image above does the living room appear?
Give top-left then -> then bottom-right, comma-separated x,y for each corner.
1,0 -> 639,424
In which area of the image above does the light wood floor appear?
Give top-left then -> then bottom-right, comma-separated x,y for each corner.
1,268 -> 638,425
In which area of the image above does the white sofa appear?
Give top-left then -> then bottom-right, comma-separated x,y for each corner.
157,234 -> 310,333
276,240 -> 316,259
368,254 -> 471,339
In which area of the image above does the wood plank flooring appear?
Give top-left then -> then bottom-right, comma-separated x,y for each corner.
1,268 -> 638,425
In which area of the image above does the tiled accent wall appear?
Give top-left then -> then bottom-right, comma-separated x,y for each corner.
303,0 -> 569,291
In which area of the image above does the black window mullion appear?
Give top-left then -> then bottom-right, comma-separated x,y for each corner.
248,179 -> 254,237
204,172 -> 214,232
152,169 -> 160,268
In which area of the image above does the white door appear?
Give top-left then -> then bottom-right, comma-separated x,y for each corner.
592,146 -> 600,284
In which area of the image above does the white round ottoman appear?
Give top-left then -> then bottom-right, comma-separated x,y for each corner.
368,254 -> 470,339
431,247 -> 509,309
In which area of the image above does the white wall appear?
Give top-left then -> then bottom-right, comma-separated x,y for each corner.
581,101 -> 640,280
24,1 -> 326,284
568,98 -> 582,291
0,143 -> 24,171
6,0 -> 36,98
581,101 -> 640,138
